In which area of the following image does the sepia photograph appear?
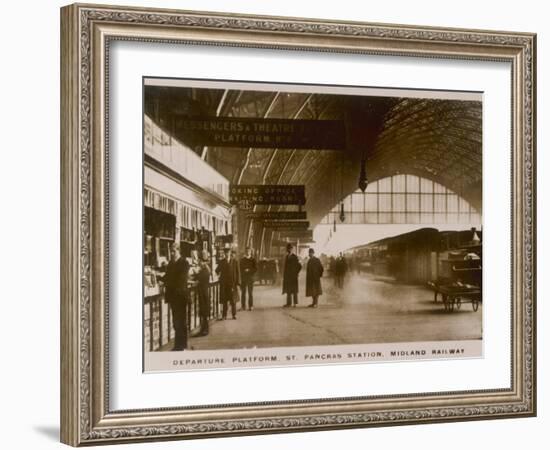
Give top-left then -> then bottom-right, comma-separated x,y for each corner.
143,78 -> 483,372
57,2 -> 536,445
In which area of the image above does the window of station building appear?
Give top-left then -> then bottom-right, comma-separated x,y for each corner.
321,174 -> 481,225
144,207 -> 176,267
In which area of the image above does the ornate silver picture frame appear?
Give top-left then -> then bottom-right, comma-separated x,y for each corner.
60,3 -> 536,446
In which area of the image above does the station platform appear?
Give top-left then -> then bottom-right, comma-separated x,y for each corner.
161,272 -> 482,351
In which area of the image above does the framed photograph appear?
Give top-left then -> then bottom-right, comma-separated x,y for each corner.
60,3 -> 536,446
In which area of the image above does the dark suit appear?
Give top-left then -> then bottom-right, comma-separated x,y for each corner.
240,256 -> 257,309
162,257 -> 190,350
335,256 -> 348,289
216,257 -> 240,318
196,265 -> 211,335
282,253 -> 302,305
306,256 -> 324,306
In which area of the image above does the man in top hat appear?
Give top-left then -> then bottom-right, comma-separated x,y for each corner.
216,248 -> 241,319
195,257 -> 212,336
240,246 -> 257,311
282,243 -> 302,307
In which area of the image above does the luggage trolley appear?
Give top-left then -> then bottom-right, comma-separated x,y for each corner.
428,263 -> 482,313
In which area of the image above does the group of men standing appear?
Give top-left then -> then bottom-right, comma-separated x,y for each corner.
332,253 -> 349,289
161,243 -> 216,351
160,242 -> 327,352
283,243 -> 324,308
215,246 -> 257,320
159,244 -> 257,351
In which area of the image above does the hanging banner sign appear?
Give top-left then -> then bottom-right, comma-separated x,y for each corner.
278,229 -> 314,240
272,239 -> 291,247
263,221 -> 310,230
215,235 -> 234,245
175,116 -> 345,150
247,211 -> 307,220
229,185 -> 305,206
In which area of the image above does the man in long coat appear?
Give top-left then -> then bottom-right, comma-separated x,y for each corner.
282,243 -> 302,307
240,247 -> 257,311
306,248 -> 324,308
161,243 -> 190,351
196,258 -> 212,336
335,253 -> 348,289
216,248 -> 241,319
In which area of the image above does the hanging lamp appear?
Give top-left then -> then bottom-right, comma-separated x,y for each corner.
358,158 -> 368,192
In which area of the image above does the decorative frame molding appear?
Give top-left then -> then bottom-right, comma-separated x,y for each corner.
60,3 -> 536,446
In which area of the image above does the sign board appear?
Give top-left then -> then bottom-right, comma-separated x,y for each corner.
247,211 -> 307,220
176,116 -> 345,150
263,221 -> 310,230
272,239 -> 290,247
229,185 -> 305,206
277,229 -> 314,240
215,235 -> 233,245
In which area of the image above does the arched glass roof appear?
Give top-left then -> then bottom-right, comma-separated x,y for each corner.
144,84 -> 482,255
320,174 -> 481,225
